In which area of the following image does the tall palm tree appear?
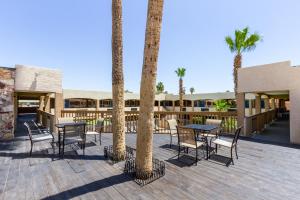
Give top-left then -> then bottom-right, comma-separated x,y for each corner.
111,0 -> 125,161
225,27 -> 261,129
190,87 -> 195,94
156,81 -> 164,94
175,68 -> 186,111
225,27 -> 262,97
136,0 -> 164,179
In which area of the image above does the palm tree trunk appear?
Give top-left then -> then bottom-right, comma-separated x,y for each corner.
112,0 -> 125,161
234,53 -> 245,131
179,78 -> 183,111
136,0 -> 164,179
233,53 -> 242,97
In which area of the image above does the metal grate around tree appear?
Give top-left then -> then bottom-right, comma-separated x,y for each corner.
124,157 -> 165,186
103,145 -> 135,164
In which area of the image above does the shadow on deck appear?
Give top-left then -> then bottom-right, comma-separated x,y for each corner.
1,115 -> 300,199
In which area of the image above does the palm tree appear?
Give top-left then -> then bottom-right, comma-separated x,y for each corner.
225,27 -> 262,96
111,0 -> 125,161
156,81 -> 164,94
190,87 -> 195,94
225,27 -> 261,129
136,0 -> 164,179
175,68 -> 186,111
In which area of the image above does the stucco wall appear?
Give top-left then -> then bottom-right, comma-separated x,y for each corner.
0,67 -> 15,140
238,61 -> 300,144
15,65 -> 62,93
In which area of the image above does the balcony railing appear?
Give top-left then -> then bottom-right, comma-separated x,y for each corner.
244,109 -> 276,135
60,110 -> 238,134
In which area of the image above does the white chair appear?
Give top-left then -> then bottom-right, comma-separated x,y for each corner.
203,119 -> 223,146
85,119 -> 104,145
166,119 -> 178,148
212,127 -> 242,166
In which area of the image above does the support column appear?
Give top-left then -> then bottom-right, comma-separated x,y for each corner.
44,95 -> 51,112
55,93 -> 63,118
39,96 -> 45,111
237,93 -> 245,134
270,98 -> 275,109
172,101 -> 175,111
192,100 -> 194,112
264,97 -> 270,112
255,94 -> 261,114
96,99 -> 100,111
248,99 -> 253,116
158,101 -> 160,111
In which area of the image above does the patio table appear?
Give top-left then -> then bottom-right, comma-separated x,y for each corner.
55,122 -> 86,155
183,124 -> 218,159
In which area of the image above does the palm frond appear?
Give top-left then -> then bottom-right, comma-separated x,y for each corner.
243,32 -> 262,52
225,36 -> 235,52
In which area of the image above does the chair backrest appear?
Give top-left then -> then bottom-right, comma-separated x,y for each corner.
205,119 -> 222,126
24,122 -> 33,140
232,126 -> 242,145
166,119 -> 178,135
206,119 -> 223,133
57,117 -> 74,124
177,126 -> 197,146
95,118 -> 104,132
63,123 -> 86,139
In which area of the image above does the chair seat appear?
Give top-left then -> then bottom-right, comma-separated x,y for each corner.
32,134 -> 53,142
64,137 -> 84,145
180,141 -> 205,149
85,131 -> 100,135
212,139 -> 233,148
201,133 -> 217,138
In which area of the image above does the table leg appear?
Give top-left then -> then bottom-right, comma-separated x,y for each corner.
58,130 -> 61,155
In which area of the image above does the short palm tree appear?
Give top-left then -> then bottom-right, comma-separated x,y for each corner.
156,82 -> 164,94
190,87 -> 195,94
225,27 -> 262,96
175,68 -> 186,111
136,0 -> 164,179
111,0 -> 125,161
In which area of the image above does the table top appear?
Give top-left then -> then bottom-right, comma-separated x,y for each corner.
55,122 -> 86,128
183,124 -> 218,132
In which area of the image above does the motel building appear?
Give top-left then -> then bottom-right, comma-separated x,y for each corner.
0,61 -> 299,144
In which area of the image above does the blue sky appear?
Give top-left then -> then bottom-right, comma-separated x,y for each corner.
1,0 -> 300,94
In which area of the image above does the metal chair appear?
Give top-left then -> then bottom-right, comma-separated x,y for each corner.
177,126 -> 205,165
211,126 -> 242,166
166,119 -> 178,148
61,123 -> 86,156
24,122 -> 54,156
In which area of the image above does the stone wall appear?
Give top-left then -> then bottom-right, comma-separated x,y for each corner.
0,67 -> 15,140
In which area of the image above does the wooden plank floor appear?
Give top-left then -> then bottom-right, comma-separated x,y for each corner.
1,132 -> 300,200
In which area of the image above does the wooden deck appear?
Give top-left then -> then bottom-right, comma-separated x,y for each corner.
1,130 -> 300,199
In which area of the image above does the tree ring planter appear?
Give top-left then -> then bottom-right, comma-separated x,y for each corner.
104,145 -> 134,164
124,157 -> 165,186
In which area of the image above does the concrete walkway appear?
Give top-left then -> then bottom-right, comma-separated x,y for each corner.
251,119 -> 290,144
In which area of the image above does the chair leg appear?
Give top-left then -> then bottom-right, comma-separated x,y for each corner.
195,148 -> 198,166
235,146 -> 238,159
94,135 -> 97,142
99,133 -> 101,146
170,135 -> 172,149
177,146 -> 180,159
30,142 -> 33,156
231,148 -> 234,165
215,143 -> 218,153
